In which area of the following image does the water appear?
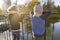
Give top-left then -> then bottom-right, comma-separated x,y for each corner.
46,22 -> 60,40
54,22 -> 60,40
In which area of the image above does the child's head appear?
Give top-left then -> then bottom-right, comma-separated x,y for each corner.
33,4 -> 43,17
7,5 -> 18,14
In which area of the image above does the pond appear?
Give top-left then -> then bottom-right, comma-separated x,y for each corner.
54,22 -> 60,40
46,22 -> 60,40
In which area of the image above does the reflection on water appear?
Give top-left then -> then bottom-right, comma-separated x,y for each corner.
54,22 -> 60,40
46,22 -> 60,40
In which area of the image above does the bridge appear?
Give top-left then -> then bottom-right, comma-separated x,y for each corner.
0,13 -> 60,40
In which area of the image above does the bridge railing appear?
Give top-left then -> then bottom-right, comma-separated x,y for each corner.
0,13 -> 60,40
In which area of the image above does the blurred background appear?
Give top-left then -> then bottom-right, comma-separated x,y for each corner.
0,0 -> 60,40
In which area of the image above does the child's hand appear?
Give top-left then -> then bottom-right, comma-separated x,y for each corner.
8,25 -> 11,32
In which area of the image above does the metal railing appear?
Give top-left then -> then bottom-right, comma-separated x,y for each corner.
0,14 -> 33,40
0,13 -> 59,40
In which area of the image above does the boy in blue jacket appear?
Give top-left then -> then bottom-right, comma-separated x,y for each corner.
31,4 -> 51,40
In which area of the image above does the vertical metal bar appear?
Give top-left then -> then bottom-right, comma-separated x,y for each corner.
6,15 -> 8,40
26,20 -> 28,40
22,14 -> 24,40
44,19 -> 46,40
32,32 -> 33,40
7,15 -> 12,40
5,16 -> 8,40
29,18 -> 33,40
29,12 -> 33,40
4,16 -> 7,40
0,17 -> 2,40
52,24 -> 54,40
9,31 -> 11,40
1,17 -> 3,40
32,30 -> 33,40
2,16 -> 6,40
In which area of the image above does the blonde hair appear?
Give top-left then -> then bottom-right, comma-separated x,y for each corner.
7,5 -> 18,12
34,4 -> 43,13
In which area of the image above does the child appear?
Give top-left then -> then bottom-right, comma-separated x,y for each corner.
7,5 -> 20,40
31,4 -> 51,40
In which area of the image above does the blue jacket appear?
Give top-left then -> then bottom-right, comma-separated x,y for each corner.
31,11 -> 51,35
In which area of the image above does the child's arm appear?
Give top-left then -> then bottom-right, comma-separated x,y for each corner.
41,10 -> 51,20
30,11 -> 34,18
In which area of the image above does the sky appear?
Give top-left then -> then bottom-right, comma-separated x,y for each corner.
0,0 -> 60,9
11,0 -> 26,5
0,0 -> 3,8
53,0 -> 60,6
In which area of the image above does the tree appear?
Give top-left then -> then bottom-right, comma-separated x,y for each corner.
2,0 -> 11,11
0,8 -> 2,14
56,6 -> 60,13
19,5 -> 29,14
28,0 -> 40,11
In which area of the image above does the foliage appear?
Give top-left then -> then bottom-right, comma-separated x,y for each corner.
43,0 -> 60,27
28,0 -> 40,11
46,13 -> 60,27
0,8 -> 2,14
